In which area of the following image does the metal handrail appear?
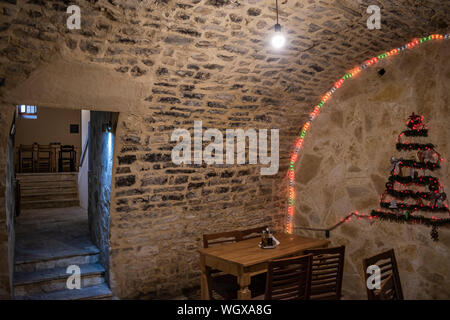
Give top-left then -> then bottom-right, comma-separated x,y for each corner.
294,211 -> 371,238
79,138 -> 89,169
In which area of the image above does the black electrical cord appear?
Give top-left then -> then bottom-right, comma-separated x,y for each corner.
274,0 -> 281,32
276,0 -> 279,25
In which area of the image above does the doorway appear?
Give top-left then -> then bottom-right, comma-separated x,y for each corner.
11,106 -> 118,299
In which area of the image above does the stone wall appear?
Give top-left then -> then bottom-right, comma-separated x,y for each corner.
88,111 -> 118,283
294,41 -> 450,299
0,106 -> 15,299
108,112 -> 283,298
5,121 -> 15,298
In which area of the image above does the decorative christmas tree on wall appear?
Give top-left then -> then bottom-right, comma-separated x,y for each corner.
371,113 -> 450,241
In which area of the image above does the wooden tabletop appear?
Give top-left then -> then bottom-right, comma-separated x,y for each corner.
198,233 -> 329,267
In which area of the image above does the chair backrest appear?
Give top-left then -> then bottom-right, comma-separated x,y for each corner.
38,145 -> 52,156
303,245 -> 345,300
265,254 -> 312,300
203,226 -> 269,248
202,230 -> 241,249
59,145 -> 76,166
19,144 -> 34,156
19,145 -> 35,173
38,145 -> 51,151
378,274 -> 396,300
61,145 -> 75,152
240,226 -> 268,241
363,249 -> 404,300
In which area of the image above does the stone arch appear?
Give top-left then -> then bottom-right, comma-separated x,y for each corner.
0,54 -> 147,298
3,55 -> 148,112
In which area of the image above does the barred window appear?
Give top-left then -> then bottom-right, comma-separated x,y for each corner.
18,105 -> 37,119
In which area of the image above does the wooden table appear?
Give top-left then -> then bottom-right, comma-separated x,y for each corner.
198,233 -> 329,300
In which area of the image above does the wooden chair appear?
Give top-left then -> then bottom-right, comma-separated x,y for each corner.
36,145 -> 52,173
239,226 -> 270,296
303,245 -> 345,300
49,143 -> 61,172
363,249 -> 404,300
263,254 -> 313,300
378,274 -> 396,300
203,230 -> 241,300
18,144 -> 35,173
203,230 -> 241,249
240,225 -> 268,241
59,145 -> 76,172
202,227 -> 269,299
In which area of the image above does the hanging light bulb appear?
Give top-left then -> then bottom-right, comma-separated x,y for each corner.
272,25 -> 286,48
271,0 -> 286,49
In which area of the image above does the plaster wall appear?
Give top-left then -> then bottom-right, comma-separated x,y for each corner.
15,106 -> 81,164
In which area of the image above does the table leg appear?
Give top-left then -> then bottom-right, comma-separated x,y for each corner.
237,273 -> 251,300
200,255 -> 211,300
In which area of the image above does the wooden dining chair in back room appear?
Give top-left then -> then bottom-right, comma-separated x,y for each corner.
19,144 -> 35,173
59,145 -> 76,172
36,145 -> 52,173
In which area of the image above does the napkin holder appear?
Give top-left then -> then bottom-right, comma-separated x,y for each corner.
259,236 -> 280,249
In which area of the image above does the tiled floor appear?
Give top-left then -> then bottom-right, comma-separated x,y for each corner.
15,207 -> 97,263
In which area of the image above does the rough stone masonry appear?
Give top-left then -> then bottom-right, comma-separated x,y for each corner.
0,0 -> 448,298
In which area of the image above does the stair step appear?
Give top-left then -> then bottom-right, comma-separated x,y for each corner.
21,192 -> 78,202
19,180 -> 77,188
17,173 -> 78,181
15,263 -> 105,285
15,250 -> 100,273
21,185 -> 78,191
14,263 -> 106,297
18,177 -> 77,182
16,283 -> 112,300
17,173 -> 78,176
21,199 -> 79,209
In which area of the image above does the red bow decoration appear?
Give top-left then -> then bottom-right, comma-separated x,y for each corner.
408,112 -> 423,130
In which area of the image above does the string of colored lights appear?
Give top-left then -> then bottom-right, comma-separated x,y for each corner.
286,34 -> 449,234
294,209 -> 450,237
